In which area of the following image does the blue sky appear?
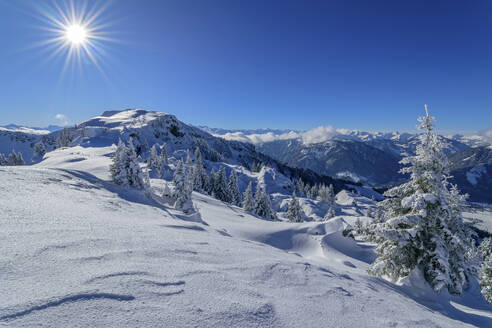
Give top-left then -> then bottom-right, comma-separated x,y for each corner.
0,0 -> 491,133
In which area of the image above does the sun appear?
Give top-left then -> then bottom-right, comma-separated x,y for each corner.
32,0 -> 115,76
65,24 -> 88,45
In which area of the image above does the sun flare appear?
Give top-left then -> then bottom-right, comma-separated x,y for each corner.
33,0 -> 114,76
65,24 -> 87,45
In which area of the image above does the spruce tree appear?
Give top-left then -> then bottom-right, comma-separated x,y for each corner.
110,138 -> 149,189
254,185 -> 274,219
214,166 -> 229,202
207,168 -> 216,196
33,141 -> 46,158
479,238 -> 492,302
242,181 -> 254,212
173,160 -> 194,213
160,144 -> 168,165
55,128 -> 73,148
228,171 -> 241,206
0,153 -> 6,166
287,191 -> 303,222
192,148 -> 207,192
368,105 -> 475,294
147,144 -> 159,169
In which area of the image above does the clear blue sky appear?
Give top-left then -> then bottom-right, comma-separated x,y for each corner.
0,0 -> 491,133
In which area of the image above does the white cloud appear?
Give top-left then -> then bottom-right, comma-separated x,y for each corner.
216,126 -> 338,145
55,114 -> 69,126
478,129 -> 492,145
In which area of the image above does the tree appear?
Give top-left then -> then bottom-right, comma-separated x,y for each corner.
55,128 -> 73,148
160,144 -> 168,165
367,105 -> 475,295
254,184 -> 275,219
242,181 -> 254,212
0,153 -> 6,166
172,160 -> 194,213
6,150 -> 24,166
33,141 -> 46,158
185,149 -> 192,165
110,138 -> 149,189
287,191 -> 303,222
296,179 -> 305,196
228,170 -> 241,206
192,148 -> 207,192
147,144 -> 159,169
214,166 -> 229,202
479,238 -> 492,302
207,168 -> 216,196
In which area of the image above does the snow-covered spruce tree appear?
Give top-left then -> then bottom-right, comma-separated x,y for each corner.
287,191 -> 303,222
0,153 -> 6,166
110,139 -> 128,185
172,160 -> 194,213
296,179 -> 305,196
16,152 -> 25,165
479,238 -> 492,302
368,105 -> 475,295
6,150 -> 24,166
192,148 -> 207,192
214,166 -> 229,202
185,149 -> 192,165
55,128 -> 73,148
228,171 -> 241,206
253,185 -> 275,219
33,141 -> 46,158
110,138 -> 149,189
480,255 -> 492,303
147,144 -> 159,170
242,181 -> 254,212
160,144 -> 168,165
207,168 -> 216,196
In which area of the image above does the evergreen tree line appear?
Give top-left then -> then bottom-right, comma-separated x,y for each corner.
0,150 -> 25,166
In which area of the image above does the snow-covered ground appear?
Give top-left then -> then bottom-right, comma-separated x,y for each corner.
464,204 -> 492,234
1,147 -> 492,327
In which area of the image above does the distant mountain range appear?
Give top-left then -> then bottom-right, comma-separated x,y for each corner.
204,126 -> 492,203
1,113 -> 490,203
0,124 -> 64,134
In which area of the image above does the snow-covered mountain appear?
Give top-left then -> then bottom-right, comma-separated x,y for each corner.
0,109 -> 348,192
448,146 -> 492,203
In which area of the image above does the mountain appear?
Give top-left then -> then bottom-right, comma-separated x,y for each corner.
257,139 -> 402,186
0,109 -> 348,192
448,146 -> 492,203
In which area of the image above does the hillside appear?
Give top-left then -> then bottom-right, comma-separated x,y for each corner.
1,146 -> 491,327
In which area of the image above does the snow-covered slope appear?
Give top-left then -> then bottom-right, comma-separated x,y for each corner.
1,147 -> 491,327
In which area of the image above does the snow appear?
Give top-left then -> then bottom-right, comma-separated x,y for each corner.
1,147 -> 492,327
